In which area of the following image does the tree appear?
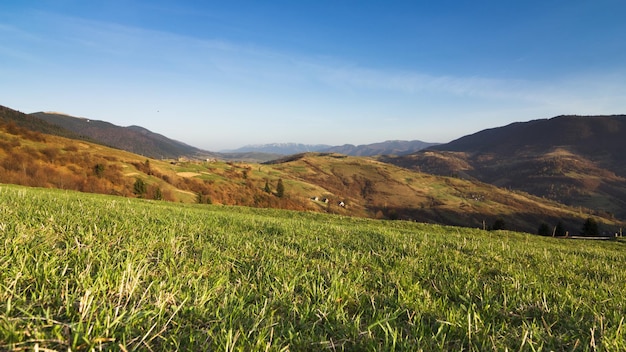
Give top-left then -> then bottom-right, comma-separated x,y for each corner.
581,218 -> 599,237
153,187 -> 163,200
537,223 -> 551,236
133,178 -> 147,197
263,180 -> 271,193
276,178 -> 285,198
491,218 -> 506,231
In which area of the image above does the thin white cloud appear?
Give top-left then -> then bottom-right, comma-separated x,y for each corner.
30,12 -> 626,112
4,10 -> 626,150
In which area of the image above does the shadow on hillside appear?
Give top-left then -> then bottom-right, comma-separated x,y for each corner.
367,205 -> 624,236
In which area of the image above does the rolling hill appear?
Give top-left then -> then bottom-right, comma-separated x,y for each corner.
30,111 -> 214,160
265,152 -> 622,234
29,112 -> 307,162
2,104 -> 623,234
382,115 -> 626,220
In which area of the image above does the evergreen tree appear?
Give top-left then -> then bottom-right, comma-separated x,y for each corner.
581,218 -> 599,237
153,187 -> 163,200
264,180 -> 271,193
133,178 -> 147,197
276,178 -> 285,198
537,223 -> 551,236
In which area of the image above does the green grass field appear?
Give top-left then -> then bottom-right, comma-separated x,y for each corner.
1,184 -> 625,351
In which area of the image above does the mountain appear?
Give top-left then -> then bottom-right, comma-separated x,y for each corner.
30,112 -> 213,159
224,140 -> 438,156
222,143 -> 332,155
323,140 -> 439,156
381,115 -> 626,220
1,104 -> 622,234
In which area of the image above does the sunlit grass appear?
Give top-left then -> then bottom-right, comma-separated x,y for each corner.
1,184 -> 625,351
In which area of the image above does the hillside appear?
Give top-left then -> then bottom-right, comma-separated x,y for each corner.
0,105 -> 85,140
2,184 -> 625,351
31,111 -> 214,159
382,115 -> 626,220
266,153 -> 623,234
2,106 -> 623,234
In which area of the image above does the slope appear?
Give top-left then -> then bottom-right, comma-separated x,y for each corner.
2,184 -> 625,350
266,153 -> 623,234
30,111 -> 215,159
382,115 -> 626,220
2,106 -> 623,234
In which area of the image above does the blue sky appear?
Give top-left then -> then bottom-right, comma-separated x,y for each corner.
1,1 -> 625,150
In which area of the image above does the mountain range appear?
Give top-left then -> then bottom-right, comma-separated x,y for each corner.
221,143 -> 332,155
28,111 -> 438,160
224,140 -> 439,156
2,103 -> 625,233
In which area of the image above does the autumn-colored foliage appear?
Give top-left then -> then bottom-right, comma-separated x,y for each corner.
0,122 -> 133,196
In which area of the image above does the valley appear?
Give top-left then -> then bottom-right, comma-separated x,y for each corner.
2,105 -> 625,235
0,105 -> 623,234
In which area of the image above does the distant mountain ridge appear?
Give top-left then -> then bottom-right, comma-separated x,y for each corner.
29,111 -> 435,160
323,140 -> 439,156
224,140 -> 438,156
222,143 -> 332,155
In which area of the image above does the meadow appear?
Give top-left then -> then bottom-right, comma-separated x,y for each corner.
1,184 -> 625,351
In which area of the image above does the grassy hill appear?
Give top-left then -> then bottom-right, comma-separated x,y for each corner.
1,112 -> 623,235
383,115 -> 626,220
2,105 -> 623,234
1,184 -> 625,351
267,153 -> 623,234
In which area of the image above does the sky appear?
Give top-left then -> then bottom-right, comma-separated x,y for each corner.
1,1 -> 625,151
